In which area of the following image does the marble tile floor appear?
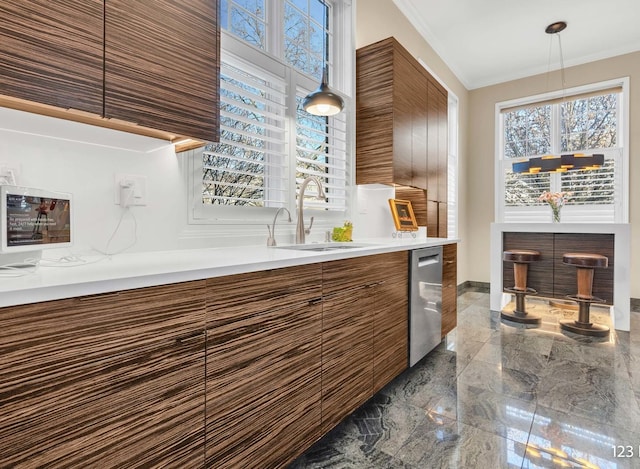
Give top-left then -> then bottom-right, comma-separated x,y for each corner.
288,292 -> 640,469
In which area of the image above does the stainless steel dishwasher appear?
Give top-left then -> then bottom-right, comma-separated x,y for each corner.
409,246 -> 443,367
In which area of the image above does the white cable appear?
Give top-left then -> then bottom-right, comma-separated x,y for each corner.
94,202 -> 139,257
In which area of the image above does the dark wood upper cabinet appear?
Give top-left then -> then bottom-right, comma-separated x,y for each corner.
356,37 -> 447,195
0,0 -> 104,115
1,0 -> 219,147
105,0 -> 219,142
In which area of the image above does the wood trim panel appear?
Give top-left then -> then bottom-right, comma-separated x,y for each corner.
1,0 -> 104,115
0,281 -> 206,468
442,243 -> 457,338
205,300 -> 322,468
105,0 -> 220,141
321,289 -> 374,433
438,202 -> 448,238
205,264 -> 322,318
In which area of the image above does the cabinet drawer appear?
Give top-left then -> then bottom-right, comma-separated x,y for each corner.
206,264 -> 322,318
323,251 -> 407,294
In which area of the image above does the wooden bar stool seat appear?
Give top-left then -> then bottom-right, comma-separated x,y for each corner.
560,253 -> 609,337
501,249 -> 541,325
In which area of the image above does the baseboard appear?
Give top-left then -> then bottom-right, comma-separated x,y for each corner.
457,281 -> 490,296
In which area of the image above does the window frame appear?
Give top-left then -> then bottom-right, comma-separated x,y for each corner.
494,77 -> 629,224
188,0 -> 352,227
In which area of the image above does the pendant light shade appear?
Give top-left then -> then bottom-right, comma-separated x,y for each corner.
303,68 -> 344,116
302,3 -> 344,117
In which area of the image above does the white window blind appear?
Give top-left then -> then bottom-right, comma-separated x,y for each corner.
295,92 -> 348,212
498,80 -> 627,224
202,58 -> 288,208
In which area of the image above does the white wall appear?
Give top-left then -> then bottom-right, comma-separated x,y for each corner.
0,108 -> 198,256
0,108 -> 401,257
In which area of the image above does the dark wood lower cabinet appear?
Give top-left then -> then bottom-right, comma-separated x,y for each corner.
204,265 -> 323,468
0,281 -> 206,468
322,251 -> 409,432
0,252 -> 412,468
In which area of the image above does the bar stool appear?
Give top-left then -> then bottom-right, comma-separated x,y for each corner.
560,253 -> 609,337
501,249 -> 541,325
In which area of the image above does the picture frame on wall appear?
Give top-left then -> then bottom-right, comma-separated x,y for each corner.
388,199 -> 418,231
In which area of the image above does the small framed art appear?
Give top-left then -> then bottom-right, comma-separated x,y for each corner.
388,199 -> 418,231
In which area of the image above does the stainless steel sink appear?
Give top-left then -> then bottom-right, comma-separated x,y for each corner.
275,243 -> 374,252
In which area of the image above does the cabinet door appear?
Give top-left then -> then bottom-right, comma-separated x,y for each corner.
442,243 -> 457,338
373,250 -> 409,393
438,201 -> 448,238
427,79 -> 440,198
437,88 -> 449,202
204,265 -> 322,468
0,281 -> 206,468
322,288 -> 375,433
205,300 -> 322,468
105,0 -> 219,141
392,51 -> 416,187
0,0 -> 103,114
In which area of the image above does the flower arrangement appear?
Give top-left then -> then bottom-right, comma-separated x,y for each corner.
538,191 -> 571,222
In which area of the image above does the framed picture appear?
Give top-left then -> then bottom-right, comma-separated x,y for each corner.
388,199 -> 418,231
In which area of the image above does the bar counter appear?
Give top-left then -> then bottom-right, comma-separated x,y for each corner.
490,223 -> 631,331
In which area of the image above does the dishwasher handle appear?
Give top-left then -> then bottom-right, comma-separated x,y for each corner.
418,254 -> 440,268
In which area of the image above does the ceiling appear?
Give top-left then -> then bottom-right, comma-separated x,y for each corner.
393,0 -> 640,90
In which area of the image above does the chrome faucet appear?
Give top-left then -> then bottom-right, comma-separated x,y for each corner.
296,176 -> 325,244
266,207 -> 292,246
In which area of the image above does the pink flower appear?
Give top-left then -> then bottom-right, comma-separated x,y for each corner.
538,191 -> 571,209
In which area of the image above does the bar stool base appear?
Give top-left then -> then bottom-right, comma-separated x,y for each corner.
559,294 -> 609,337
559,319 -> 609,337
501,310 -> 542,325
501,287 -> 541,325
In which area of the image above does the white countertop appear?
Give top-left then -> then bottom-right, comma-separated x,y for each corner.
0,237 -> 457,308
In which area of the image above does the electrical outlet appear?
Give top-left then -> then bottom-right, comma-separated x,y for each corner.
114,174 -> 147,206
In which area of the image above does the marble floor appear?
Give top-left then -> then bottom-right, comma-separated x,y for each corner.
288,292 -> 640,469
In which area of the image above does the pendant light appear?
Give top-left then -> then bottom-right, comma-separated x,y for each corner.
302,3 -> 344,116
511,21 -> 603,175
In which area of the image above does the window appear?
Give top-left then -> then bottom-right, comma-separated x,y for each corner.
496,79 -> 628,223
192,0 -> 351,223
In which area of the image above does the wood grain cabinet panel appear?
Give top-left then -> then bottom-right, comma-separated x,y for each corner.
322,251 -> 409,427
373,276 -> 408,393
356,37 -> 427,188
0,281 -> 206,468
105,0 -> 219,141
0,0 -> 104,115
442,243 -> 457,338
204,266 -> 323,468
